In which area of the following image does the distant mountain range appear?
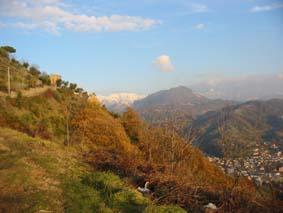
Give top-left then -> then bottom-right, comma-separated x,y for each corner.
188,99 -> 283,157
132,86 -> 235,128
97,87 -> 283,159
130,86 -> 283,158
134,86 -> 208,108
97,93 -> 145,112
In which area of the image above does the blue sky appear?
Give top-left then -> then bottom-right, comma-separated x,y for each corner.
0,0 -> 282,95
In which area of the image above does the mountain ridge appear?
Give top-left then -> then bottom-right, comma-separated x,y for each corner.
188,99 -> 283,157
132,86 -> 235,131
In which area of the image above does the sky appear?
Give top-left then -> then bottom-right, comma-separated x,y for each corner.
0,0 -> 282,95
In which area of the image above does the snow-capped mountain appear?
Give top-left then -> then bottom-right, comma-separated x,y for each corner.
97,93 -> 145,112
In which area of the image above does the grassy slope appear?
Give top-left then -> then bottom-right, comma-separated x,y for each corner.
0,127 -> 186,212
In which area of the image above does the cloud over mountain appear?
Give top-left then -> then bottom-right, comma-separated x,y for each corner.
153,55 -> 174,72
192,72 -> 283,101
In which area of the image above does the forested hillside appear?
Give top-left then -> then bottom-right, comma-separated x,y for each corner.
0,46 -> 282,212
188,99 -> 283,158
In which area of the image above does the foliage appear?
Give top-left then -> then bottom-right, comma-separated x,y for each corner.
71,103 -> 137,153
0,48 -> 9,58
39,72 -> 51,85
0,90 -> 67,140
190,100 -> 283,157
1,46 -> 16,53
122,107 -> 145,143
1,46 -> 281,212
0,52 -> 42,92
0,128 -> 186,212
22,62 -> 29,69
29,66 -> 41,76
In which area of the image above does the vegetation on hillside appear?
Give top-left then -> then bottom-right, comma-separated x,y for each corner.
1,46 -> 282,212
189,100 -> 283,157
0,128 -> 185,212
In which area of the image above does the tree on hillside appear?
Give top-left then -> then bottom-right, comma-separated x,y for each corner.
39,73 -> 51,85
75,87 -> 84,93
69,83 -> 77,91
56,79 -> 63,88
59,88 -> 88,146
29,66 -> 41,76
122,107 -> 144,144
63,81 -> 69,88
1,46 -> 16,53
22,62 -> 29,69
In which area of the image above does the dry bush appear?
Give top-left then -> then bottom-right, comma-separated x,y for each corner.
74,106 -> 280,212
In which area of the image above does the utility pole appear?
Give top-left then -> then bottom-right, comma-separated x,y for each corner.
7,67 -> 11,96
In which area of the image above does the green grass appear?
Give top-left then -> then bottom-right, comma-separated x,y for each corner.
66,172 -> 186,212
0,128 -> 186,212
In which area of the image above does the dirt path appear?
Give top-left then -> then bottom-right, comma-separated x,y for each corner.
0,86 -> 55,98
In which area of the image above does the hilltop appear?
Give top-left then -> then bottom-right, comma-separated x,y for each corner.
133,86 -> 234,132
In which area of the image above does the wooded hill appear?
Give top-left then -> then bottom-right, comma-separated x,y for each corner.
187,99 -> 283,158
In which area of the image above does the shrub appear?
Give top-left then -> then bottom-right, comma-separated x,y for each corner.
0,48 -> 8,58
29,66 -> 41,76
63,180 -> 111,213
69,83 -> 77,91
81,172 -> 154,213
39,73 -> 51,85
1,46 -> 16,53
23,62 -> 29,69
82,172 -> 124,200
112,190 -> 149,212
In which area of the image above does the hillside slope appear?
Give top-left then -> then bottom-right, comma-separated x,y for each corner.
1,46 -> 280,212
189,99 -> 283,157
0,48 -> 46,93
0,127 -> 186,212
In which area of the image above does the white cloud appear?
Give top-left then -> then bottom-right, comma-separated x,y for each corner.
192,72 -> 283,100
0,0 -> 160,34
191,4 -> 209,13
250,3 -> 283,12
194,23 -> 205,30
154,55 -> 174,72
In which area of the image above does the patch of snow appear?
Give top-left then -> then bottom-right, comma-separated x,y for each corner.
97,93 -> 145,106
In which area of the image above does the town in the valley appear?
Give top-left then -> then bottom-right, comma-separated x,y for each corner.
209,142 -> 283,185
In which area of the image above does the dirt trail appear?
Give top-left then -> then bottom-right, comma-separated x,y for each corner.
0,86 -> 55,98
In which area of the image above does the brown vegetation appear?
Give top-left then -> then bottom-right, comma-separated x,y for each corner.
1,47 -> 282,212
